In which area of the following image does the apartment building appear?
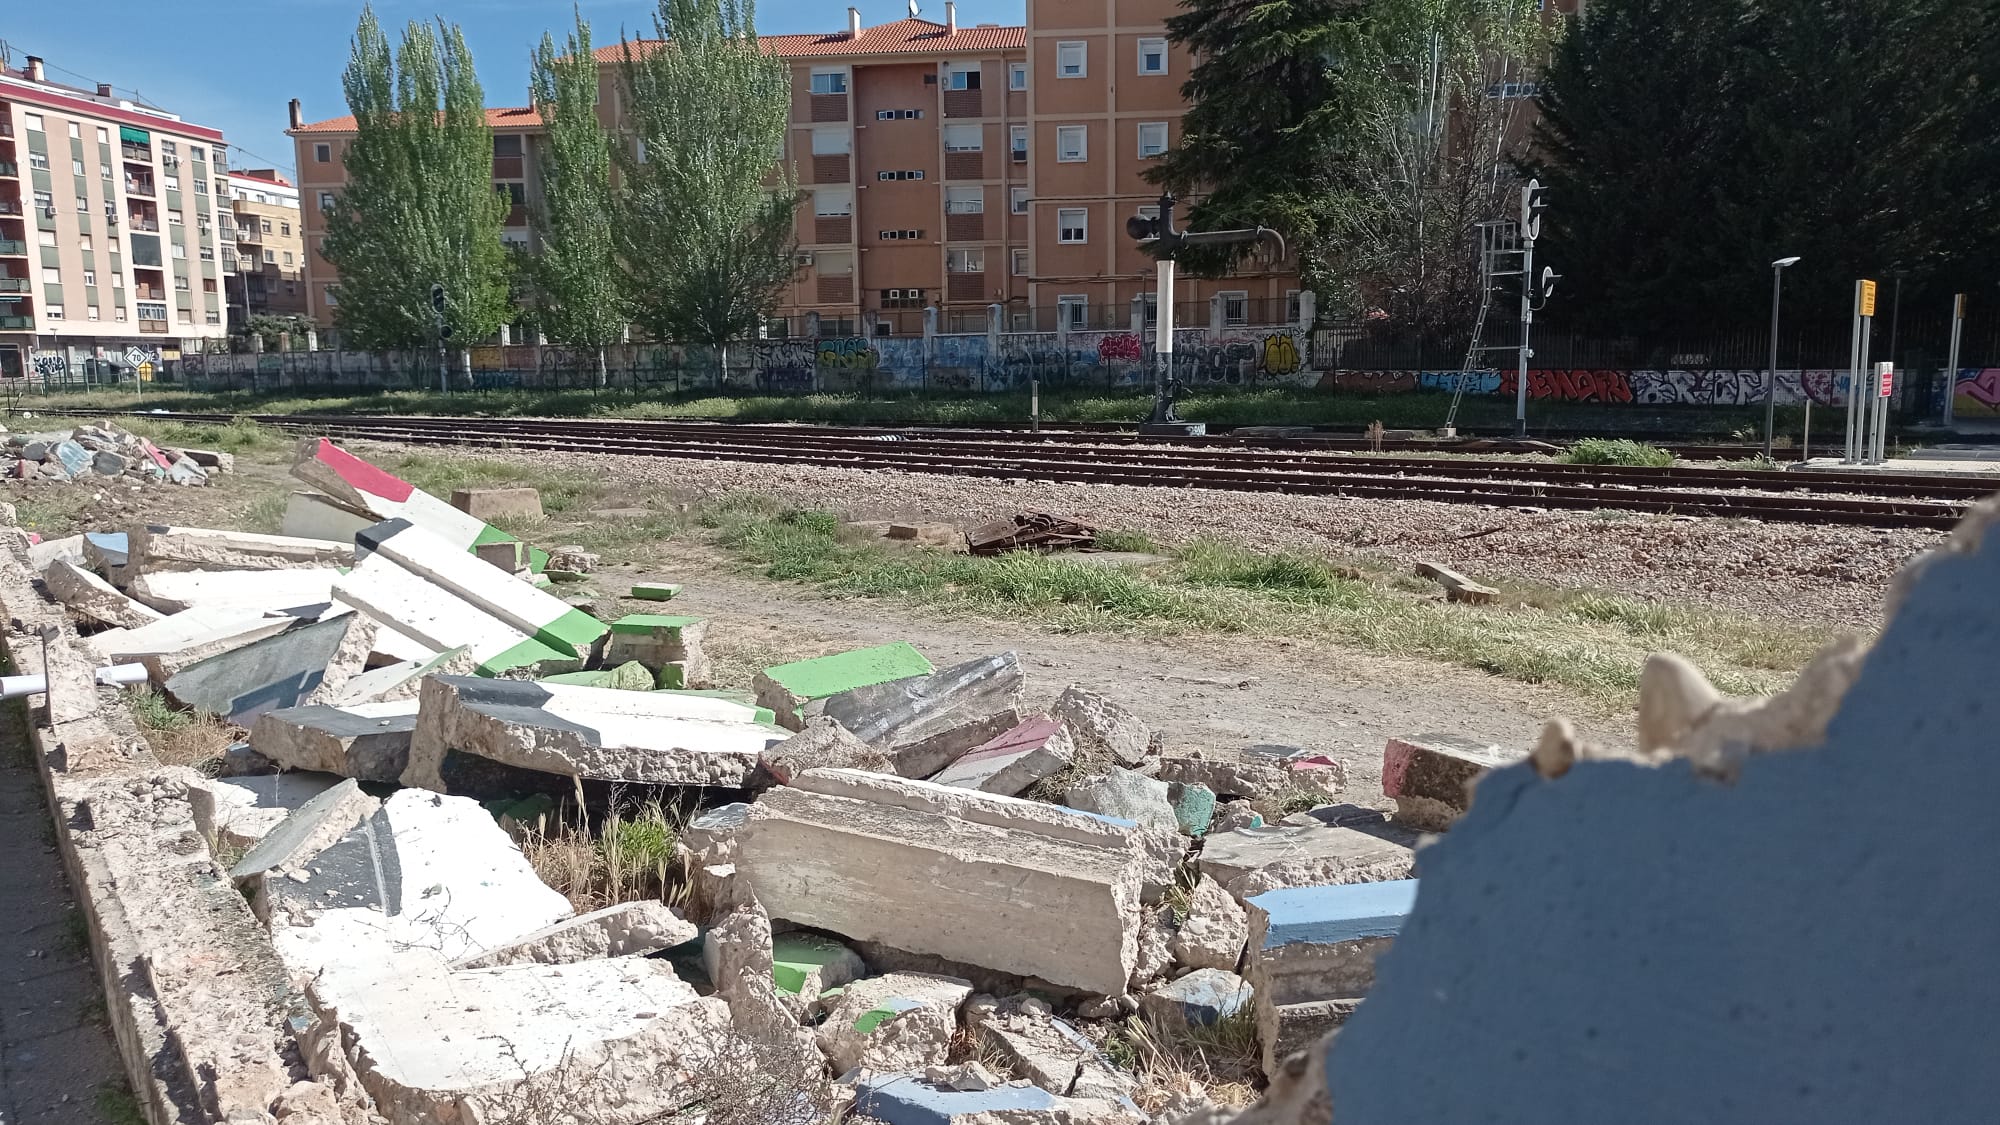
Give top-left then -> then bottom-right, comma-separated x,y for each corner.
289,102 -> 545,332
0,56 -> 230,381
221,169 -> 308,322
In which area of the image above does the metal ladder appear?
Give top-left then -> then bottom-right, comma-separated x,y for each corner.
1444,220 -> 1525,434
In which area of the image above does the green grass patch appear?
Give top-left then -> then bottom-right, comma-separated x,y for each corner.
1561,438 -> 1677,467
97,1080 -> 146,1125
700,501 -> 1837,708
1093,528 -> 1160,553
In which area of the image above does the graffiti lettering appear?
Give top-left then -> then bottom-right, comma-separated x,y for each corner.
30,352 -> 66,381
1329,370 -> 1415,394
1497,368 -> 1635,403
753,340 -> 815,391
1097,333 -> 1143,362
1954,368 -> 2000,417
1178,341 -> 1260,385
1262,334 -> 1301,376
816,337 -> 876,370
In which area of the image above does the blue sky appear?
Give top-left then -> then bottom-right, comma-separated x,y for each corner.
5,0 -> 1026,181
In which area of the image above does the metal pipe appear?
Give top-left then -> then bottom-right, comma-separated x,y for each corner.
0,662 -> 148,701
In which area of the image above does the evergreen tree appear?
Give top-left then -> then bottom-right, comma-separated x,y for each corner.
528,9 -> 623,386
614,0 -> 797,379
320,6 -> 511,358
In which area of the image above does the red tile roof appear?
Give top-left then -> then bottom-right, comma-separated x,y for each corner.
227,171 -> 294,188
595,18 -> 1024,62
290,105 -> 543,136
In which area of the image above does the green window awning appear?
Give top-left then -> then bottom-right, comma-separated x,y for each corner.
118,125 -> 151,145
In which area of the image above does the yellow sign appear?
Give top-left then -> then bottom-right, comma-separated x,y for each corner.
1858,279 -> 1877,318
136,361 -> 154,381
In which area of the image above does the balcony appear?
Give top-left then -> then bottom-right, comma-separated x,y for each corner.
0,278 -> 26,292
0,315 -> 31,330
816,274 -> 853,304
127,217 -> 160,232
944,151 -> 984,180
125,178 -> 156,198
0,122 -> 12,138
947,271 -> 986,302
138,320 -> 167,334
237,226 -> 262,244
0,161 -> 16,177
136,287 -> 165,301
0,240 -> 25,256
811,154 -> 849,184
505,204 -> 527,227
945,212 -> 985,241
944,89 -> 983,118
0,200 -> 19,216
121,142 -> 152,163
814,215 -> 851,244
492,155 -> 524,180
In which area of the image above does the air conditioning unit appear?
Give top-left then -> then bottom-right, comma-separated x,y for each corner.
164,155 -> 178,167
43,205 -> 56,219
796,252 -> 814,267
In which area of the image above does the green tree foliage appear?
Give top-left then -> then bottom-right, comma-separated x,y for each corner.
1533,0 -> 2000,331
614,0 -> 798,375
1150,0 -> 1548,337
320,6 -> 511,353
529,9 -> 624,384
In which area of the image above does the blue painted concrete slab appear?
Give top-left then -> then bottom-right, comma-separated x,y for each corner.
855,1074 -> 1056,1125
1251,879 -> 1418,950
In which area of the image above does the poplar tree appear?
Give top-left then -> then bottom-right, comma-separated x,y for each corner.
320,6 -> 510,356
615,0 -> 798,380
528,9 -> 623,385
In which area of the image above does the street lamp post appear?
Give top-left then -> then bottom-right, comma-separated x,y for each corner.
1763,255 -> 1801,458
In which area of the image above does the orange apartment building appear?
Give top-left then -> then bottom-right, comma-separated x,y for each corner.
290,4 -> 1298,341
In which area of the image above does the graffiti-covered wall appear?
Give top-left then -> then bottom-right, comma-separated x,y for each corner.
1950,369 -> 2000,417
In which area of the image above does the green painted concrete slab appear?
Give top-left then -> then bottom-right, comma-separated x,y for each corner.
771,932 -> 862,996
610,614 -> 704,635
761,643 -> 933,702
630,583 -> 683,601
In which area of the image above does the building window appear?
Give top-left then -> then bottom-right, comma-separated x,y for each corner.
946,248 -> 984,273
876,169 -> 926,181
1286,289 -> 1302,323
319,191 -> 336,211
1220,290 -> 1249,326
199,246 -> 213,260
115,307 -> 127,321
1010,125 -> 1027,162
71,158 -> 85,176
167,210 -> 183,225
212,146 -> 227,167
96,127 -> 109,144
27,152 -> 49,171
83,269 -> 96,286
1057,42 -> 1086,78
99,163 -> 112,179
1056,126 -> 1087,163
23,113 -> 43,133
810,127 -> 850,156
264,249 -> 275,264
206,310 -> 221,324
172,244 -> 186,259
813,187 -> 853,216
195,179 -> 208,195
79,236 -> 91,251
77,195 -> 90,213
314,142 -> 332,163
1058,295 -> 1088,329
283,251 -> 294,266
161,140 -> 177,155
816,249 -> 854,275
1010,186 -> 1029,214
1485,81 -> 1542,99
944,185 -> 984,214
1138,37 -> 1169,75
175,275 -> 190,290
323,288 -> 338,307
179,309 -> 193,324
1009,62 -> 1027,91
877,229 -> 925,240
1011,248 -> 1028,276
810,70 -> 848,95
47,305 -> 63,320
1138,122 -> 1169,158
1058,207 -> 1087,243
261,219 -> 273,234
942,124 -> 982,152
67,122 -> 80,139
41,267 -> 61,284
36,229 -> 55,247
88,306 -> 101,321
882,288 -> 926,309
164,175 -> 180,190
945,65 -> 980,90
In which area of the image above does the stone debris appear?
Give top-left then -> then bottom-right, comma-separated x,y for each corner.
1169,874 -> 1251,973
187,769 -> 346,852
1169,781 -> 1218,837
548,544 -> 599,573
855,1071 -> 1131,1125
451,900 -> 699,969
128,566 -> 342,614
42,557 -> 163,629
126,524 -> 354,575
4,421 -> 211,487
753,641 -> 935,730
814,970 -> 974,1073
821,650 -> 1026,777
759,716 -> 894,783
282,490 -> 378,543
355,519 -> 605,659
604,613 -> 711,689
1066,767 -> 1180,833
1198,805 -> 1418,899
966,994 -> 1138,1104
449,486 -> 544,522
333,549 -> 578,677
228,778 -> 383,901
1414,559 -> 1499,605
1380,733 -> 1520,831
249,700 -> 421,783
772,930 -> 868,1004
163,613 -> 372,724
630,581 -> 683,601
1053,685 -> 1162,771
1244,879 -> 1415,1073
90,606 -> 293,667
931,713 -> 1076,795
1154,752 -> 1288,799
1140,967 -> 1255,1026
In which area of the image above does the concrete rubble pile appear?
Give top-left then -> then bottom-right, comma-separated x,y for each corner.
11,432 -> 1525,1125
3,418 -> 225,486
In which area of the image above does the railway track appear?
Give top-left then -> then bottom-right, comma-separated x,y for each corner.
38,408 -> 1982,529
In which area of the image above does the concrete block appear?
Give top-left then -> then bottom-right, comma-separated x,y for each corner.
293,436 -> 497,552
1414,559 -> 1498,604
126,524 -> 353,575
127,567 -> 341,614
473,538 -> 529,573
1140,967 -> 1253,1026
1053,685 -> 1160,770
452,901 -> 699,969
179,447 -> 235,472
822,651 -> 1025,777
930,714 -> 1074,795
89,606 -> 291,665
43,557 -> 163,628
249,700 -> 420,783
605,613 -> 711,688
773,930 -> 867,1001
167,456 -> 209,486
738,768 -> 1160,995
1170,781 -> 1218,837
1198,805 -> 1418,899
164,613 -> 369,723
816,971 -> 974,1073
1170,874 -> 1250,973
753,642 -> 934,730
229,778 -> 381,890
187,770 -> 347,852
966,994 -> 1137,1103
1155,752 -> 1288,799
629,582 -> 682,601
855,1073 -> 1126,1125
1245,879 -> 1414,1069
450,486 -> 543,522
329,644 -> 477,705
404,675 -> 786,791
357,518 -> 606,658
332,551 -> 578,677
539,660 -> 658,692
1065,767 -> 1179,834
280,490 -> 376,544
760,716 -> 893,783
1380,733 -> 1520,831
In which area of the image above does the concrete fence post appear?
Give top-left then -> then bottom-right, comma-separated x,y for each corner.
923,305 -> 939,390
1209,293 -> 1226,335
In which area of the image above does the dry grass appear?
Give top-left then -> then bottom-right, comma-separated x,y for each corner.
1108,1011 -> 1262,1112
125,688 -> 237,771
518,793 -> 686,913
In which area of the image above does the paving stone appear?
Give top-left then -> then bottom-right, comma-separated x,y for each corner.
821,651 -> 1026,778
1139,968 -> 1254,1027
931,714 -> 1075,795
294,437 -> 503,554
752,642 -> 934,730
629,582 -> 683,601
90,607 -> 292,667
1380,733 -> 1522,831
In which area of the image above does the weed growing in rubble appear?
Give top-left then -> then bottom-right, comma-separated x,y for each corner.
242,491 -> 289,534
1093,528 -> 1160,553
125,689 -> 236,771
1561,438 -> 1677,467
1111,1012 -> 1260,1112
95,1080 -> 146,1125
519,797 -> 683,912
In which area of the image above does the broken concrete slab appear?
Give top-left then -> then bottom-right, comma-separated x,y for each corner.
738,768 -> 1164,995
1170,874 -> 1250,973
332,550 -> 578,677
280,490 -> 376,544
539,660 -> 658,692
1198,806 -> 1418,899
855,1073 -> 1126,1125
965,994 -> 1137,1104
1141,968 -> 1254,1027
821,651 -> 1026,777
1155,752 -> 1288,799
357,518 -> 606,658
90,606 -> 293,666
1245,879 -> 1415,1073
249,700 -> 420,783
630,582 -> 682,601
752,642 -> 934,730
1380,733 -> 1520,831
450,486 -> 543,522
1170,782 -> 1218,837
127,567 -> 341,615
328,644 -> 477,705
228,778 -> 381,890
178,447 -> 235,472
473,538 -> 530,574
1053,685 -> 1161,770
451,901 -> 699,969
126,524 -> 354,575
43,557 -> 164,628
83,529 -> 129,577
404,675 -> 786,791
164,613 -> 369,723
25,533 -> 84,573
931,714 -> 1075,795
759,716 -> 892,783
187,770 -> 347,853
1414,559 -> 1498,605
605,614 -> 711,689
300,610 -> 378,706
1066,768 -> 1179,834
773,930 -> 867,1003
816,971 -> 974,1073
294,437 -> 498,553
